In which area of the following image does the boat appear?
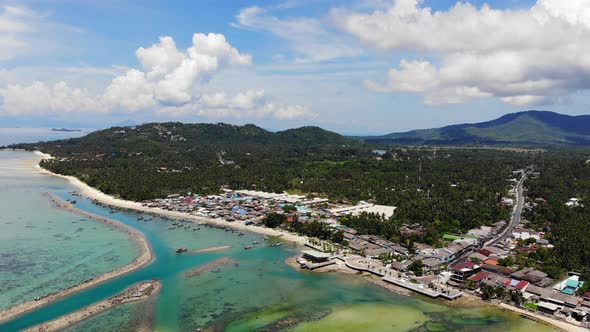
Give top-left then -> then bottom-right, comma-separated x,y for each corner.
271,243 -> 283,247
193,227 -> 200,231
168,227 -> 176,230
176,248 -> 188,253
244,246 -> 253,250
238,232 -> 245,236
253,241 -> 260,245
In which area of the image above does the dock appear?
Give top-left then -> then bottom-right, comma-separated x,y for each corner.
345,256 -> 463,300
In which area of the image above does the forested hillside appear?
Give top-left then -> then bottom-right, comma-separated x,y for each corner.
8,122 -> 530,242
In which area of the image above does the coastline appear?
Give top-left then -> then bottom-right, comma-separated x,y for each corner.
0,192 -> 155,324
33,151 -> 308,246
23,279 -> 161,332
285,255 -> 583,332
25,151 -> 583,332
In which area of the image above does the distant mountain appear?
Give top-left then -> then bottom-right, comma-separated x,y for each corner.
362,111 -> 590,146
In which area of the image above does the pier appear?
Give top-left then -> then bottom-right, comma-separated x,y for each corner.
344,256 -> 463,300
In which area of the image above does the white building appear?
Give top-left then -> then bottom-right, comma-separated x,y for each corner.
329,201 -> 396,219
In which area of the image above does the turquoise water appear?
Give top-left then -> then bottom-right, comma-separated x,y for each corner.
0,151 -> 559,331
0,151 -> 136,311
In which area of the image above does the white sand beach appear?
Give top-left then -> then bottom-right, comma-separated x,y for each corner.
34,151 -> 308,245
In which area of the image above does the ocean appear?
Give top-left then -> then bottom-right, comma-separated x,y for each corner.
0,128 -> 91,146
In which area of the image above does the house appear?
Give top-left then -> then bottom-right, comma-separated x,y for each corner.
549,292 -> 581,308
467,271 -> 490,285
468,252 -> 488,262
515,280 -> 530,292
422,257 -> 446,272
481,263 -> 514,276
512,228 -> 542,240
523,284 -> 554,302
510,268 -> 548,284
450,262 -> 480,283
481,273 -> 507,287
565,198 -> 583,208
501,197 -> 514,206
537,302 -> 560,315
483,259 -> 499,266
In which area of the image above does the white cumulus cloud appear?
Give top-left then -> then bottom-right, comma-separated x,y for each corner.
337,0 -> 590,106
0,33 -> 314,120
1,81 -> 102,114
163,89 -> 316,120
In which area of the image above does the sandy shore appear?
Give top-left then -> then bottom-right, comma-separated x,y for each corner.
23,279 -> 161,332
33,152 -> 308,246
0,193 -> 154,324
498,303 -> 586,332
189,245 -> 231,254
183,257 -> 235,278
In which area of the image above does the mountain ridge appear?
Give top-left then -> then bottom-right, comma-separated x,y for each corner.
361,111 -> 590,146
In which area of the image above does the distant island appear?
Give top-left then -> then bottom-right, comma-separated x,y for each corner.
51,128 -> 82,132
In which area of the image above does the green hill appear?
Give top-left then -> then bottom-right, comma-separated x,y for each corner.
363,111 -> 590,146
8,122 -> 360,159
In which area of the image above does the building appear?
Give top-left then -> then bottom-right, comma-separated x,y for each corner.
565,198 -> 583,208
512,228 -> 543,240
302,250 -> 331,263
510,268 -> 549,285
467,271 -> 490,286
450,262 -> 480,283
329,201 -> 396,219
537,302 -> 560,315
481,263 -> 514,276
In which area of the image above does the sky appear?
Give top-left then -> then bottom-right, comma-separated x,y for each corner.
1,0 -> 590,135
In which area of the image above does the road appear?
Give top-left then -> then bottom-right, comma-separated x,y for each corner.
487,172 -> 527,246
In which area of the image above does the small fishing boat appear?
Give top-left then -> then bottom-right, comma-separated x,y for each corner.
168,227 -> 176,230
176,248 -> 188,253
253,241 -> 260,245
238,232 -> 245,236
271,243 -> 283,247
244,246 -> 253,250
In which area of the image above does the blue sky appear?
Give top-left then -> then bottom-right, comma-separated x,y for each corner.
0,0 -> 588,134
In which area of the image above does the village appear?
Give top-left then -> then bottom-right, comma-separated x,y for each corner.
139,172 -> 590,330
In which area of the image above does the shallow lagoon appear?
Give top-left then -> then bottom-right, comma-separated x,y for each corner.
0,151 -> 559,331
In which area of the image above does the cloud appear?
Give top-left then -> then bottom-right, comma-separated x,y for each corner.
0,33 -> 314,120
162,89 -> 316,120
0,81 -> 102,115
234,6 -> 362,62
0,5 -> 35,60
337,0 -> 590,106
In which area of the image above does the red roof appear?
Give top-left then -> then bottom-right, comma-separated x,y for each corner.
467,271 -> 490,283
583,292 -> 590,299
483,259 -> 499,265
478,249 -> 493,257
515,280 -> 529,290
452,261 -> 478,271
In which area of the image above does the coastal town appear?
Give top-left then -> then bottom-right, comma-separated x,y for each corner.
131,169 -> 590,330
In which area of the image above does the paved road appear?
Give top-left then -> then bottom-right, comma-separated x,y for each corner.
487,172 -> 527,246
